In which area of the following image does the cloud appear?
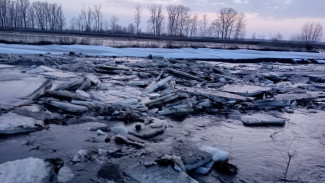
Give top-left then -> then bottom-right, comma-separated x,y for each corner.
233,0 -> 249,4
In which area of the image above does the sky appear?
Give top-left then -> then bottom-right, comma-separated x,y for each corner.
31,0 -> 325,40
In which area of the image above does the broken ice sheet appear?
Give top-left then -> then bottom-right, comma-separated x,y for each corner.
0,113 -> 43,135
241,113 -> 286,126
0,157 -> 71,183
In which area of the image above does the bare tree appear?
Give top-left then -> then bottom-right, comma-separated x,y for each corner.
32,1 -> 46,30
0,0 -> 63,30
128,23 -> 135,34
234,12 -> 246,39
134,4 -> 141,34
189,14 -> 198,37
56,4 -> 64,30
166,5 -> 190,36
298,22 -> 323,49
200,14 -> 208,37
178,6 -> 190,36
110,15 -> 119,33
147,4 -> 164,36
27,4 -> 35,28
93,4 -> 103,32
79,6 -> 93,32
210,19 -> 221,38
218,8 -> 238,39
17,0 -> 29,28
271,33 -> 283,42
212,8 -> 246,39
0,0 -> 11,28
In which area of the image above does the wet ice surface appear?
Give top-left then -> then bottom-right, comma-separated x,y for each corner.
1,43 -> 325,60
0,53 -> 325,182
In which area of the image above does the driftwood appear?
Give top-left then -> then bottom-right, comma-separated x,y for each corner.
44,90 -> 88,101
144,94 -> 179,107
141,76 -> 172,96
45,100 -> 88,113
167,68 -> 205,82
54,78 -> 84,91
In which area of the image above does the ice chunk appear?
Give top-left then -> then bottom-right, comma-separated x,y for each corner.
0,112 -> 43,135
0,64 -> 15,69
57,166 -> 74,183
111,125 -> 128,135
26,66 -> 55,74
172,141 -> 212,171
242,113 -> 286,126
199,145 -> 229,162
317,60 -> 325,64
72,150 -> 88,163
195,145 -> 229,174
195,161 -> 214,174
76,90 -> 90,98
0,157 -> 60,183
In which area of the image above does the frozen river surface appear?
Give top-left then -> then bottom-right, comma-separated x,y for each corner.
1,43 -> 325,60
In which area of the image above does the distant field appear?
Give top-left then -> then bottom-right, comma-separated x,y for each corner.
0,29 -> 324,53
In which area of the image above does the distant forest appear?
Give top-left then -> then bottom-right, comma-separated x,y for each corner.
0,0 -> 323,48
0,0 -> 246,39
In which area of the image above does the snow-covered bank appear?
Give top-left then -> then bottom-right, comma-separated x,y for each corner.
1,43 -> 325,60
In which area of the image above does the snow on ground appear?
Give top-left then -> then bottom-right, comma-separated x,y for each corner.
1,43 -> 325,60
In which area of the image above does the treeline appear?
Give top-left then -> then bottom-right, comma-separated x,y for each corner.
0,0 -> 64,30
69,4 -> 246,39
0,0 -> 246,39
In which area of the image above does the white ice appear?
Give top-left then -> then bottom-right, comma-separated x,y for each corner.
0,112 -> 43,131
1,43 -> 325,60
0,157 -> 51,183
199,145 -> 229,162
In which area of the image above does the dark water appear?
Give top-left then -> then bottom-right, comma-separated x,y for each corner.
1,110 -> 324,182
